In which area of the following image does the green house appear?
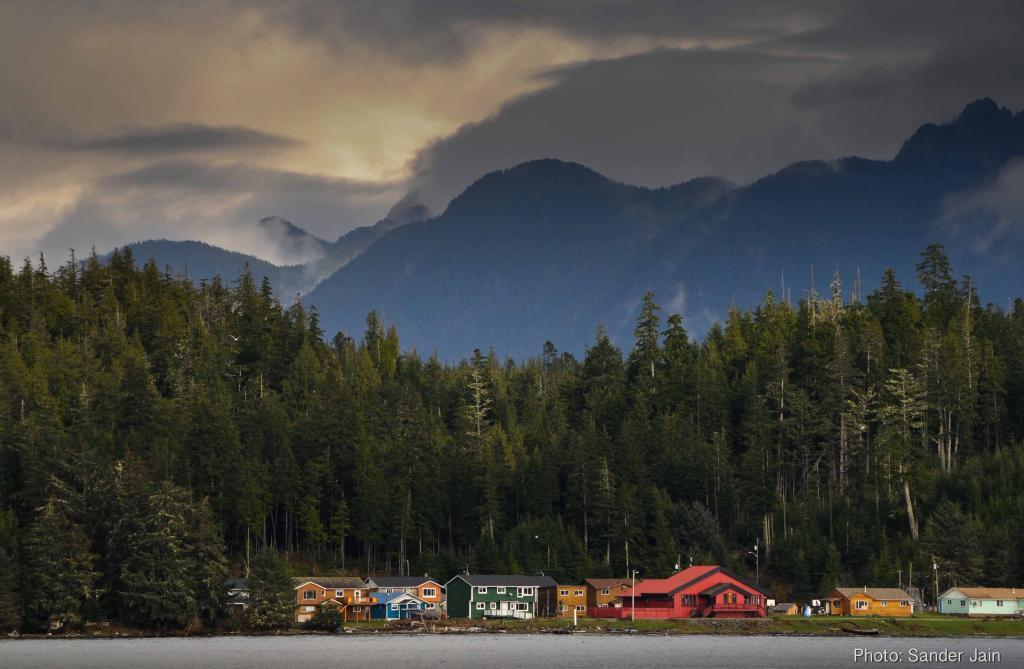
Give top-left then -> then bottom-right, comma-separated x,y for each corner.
939,587 -> 1024,616
445,574 -> 557,619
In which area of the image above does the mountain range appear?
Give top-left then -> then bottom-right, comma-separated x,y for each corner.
117,98 -> 1024,359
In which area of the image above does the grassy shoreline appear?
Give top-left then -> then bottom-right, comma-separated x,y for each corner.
8,615 -> 1024,639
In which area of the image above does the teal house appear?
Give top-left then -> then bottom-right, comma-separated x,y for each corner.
938,587 -> 1024,616
445,574 -> 557,619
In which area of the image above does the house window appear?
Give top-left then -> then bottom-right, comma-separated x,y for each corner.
423,588 -> 437,598
960,600 -> 966,606
947,599 -> 952,604
855,600 -> 869,610
425,603 -> 435,610
900,601 -> 909,607
575,590 -> 584,597
517,587 -> 526,597
354,590 -> 362,599
477,586 -> 488,594
489,602 -> 497,610
602,588 -> 610,595
560,589 -> 569,596
517,603 -> 529,611
997,600 -> 1004,606
880,601 -> 888,607
391,604 -> 398,610
336,590 -> 345,598
303,590 -> 317,600
575,605 -> 585,611
476,603 -> 485,610
972,601 -> 979,607
496,587 -> 506,594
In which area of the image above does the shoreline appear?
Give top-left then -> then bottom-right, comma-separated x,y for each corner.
8,615 -> 1024,640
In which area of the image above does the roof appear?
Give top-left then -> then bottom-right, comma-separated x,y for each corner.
448,574 -> 558,588
943,587 -> 1023,600
770,603 -> 797,612
367,576 -> 439,588
370,591 -> 426,605
585,578 -> 630,589
701,582 -> 754,598
225,578 -> 248,589
830,587 -> 913,601
620,565 -> 769,598
292,576 -> 366,589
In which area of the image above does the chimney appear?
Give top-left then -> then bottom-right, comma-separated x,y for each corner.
863,586 -> 867,594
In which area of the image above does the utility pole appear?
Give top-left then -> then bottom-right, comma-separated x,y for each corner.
631,569 -> 639,624
897,568 -> 902,591
932,556 -> 940,611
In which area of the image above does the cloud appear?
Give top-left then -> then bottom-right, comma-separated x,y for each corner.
59,123 -> 302,155
942,160 -> 1024,262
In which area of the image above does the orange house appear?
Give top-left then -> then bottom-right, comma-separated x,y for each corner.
585,578 -> 631,608
293,576 -> 372,623
823,587 -> 914,617
556,584 -> 587,618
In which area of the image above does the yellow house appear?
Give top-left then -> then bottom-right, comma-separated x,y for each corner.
823,587 -> 914,617
556,584 -> 587,618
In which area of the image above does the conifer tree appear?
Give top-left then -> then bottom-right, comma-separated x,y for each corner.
22,497 -> 97,631
245,549 -> 293,630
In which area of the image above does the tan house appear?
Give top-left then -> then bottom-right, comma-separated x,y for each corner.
293,576 -> 371,623
585,578 -> 632,609
822,587 -> 914,617
556,584 -> 587,618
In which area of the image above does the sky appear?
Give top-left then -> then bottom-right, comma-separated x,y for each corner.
2,0 -> 1023,265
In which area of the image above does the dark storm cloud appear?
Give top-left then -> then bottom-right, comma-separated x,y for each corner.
62,123 -> 303,155
99,160 -> 393,196
401,1 -> 1024,213
407,47 -> 838,211
262,0 -> 839,60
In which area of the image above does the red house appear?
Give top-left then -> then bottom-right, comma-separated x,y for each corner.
588,565 -> 768,619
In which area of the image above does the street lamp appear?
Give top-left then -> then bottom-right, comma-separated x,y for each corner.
631,569 -> 639,624
748,539 -> 760,585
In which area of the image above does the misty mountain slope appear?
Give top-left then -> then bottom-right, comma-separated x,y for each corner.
306,99 -> 1024,360
638,98 -> 1024,332
120,217 -> 403,298
120,239 -> 303,289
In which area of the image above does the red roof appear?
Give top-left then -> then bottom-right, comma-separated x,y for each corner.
620,565 -> 720,597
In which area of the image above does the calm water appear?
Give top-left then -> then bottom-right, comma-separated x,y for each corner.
2,634 -> 1023,668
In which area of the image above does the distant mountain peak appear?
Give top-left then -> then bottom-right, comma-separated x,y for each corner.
258,215 -> 314,239
385,191 -> 432,225
894,98 -> 1022,167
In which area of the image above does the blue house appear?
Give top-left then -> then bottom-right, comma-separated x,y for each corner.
368,591 -> 429,620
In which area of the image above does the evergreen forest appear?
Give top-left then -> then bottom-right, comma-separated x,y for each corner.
1,243 -> 1022,630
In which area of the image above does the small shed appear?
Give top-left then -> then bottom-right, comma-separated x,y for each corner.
769,602 -> 799,616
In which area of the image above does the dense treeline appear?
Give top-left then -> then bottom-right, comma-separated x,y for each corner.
1,244 -> 1022,631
